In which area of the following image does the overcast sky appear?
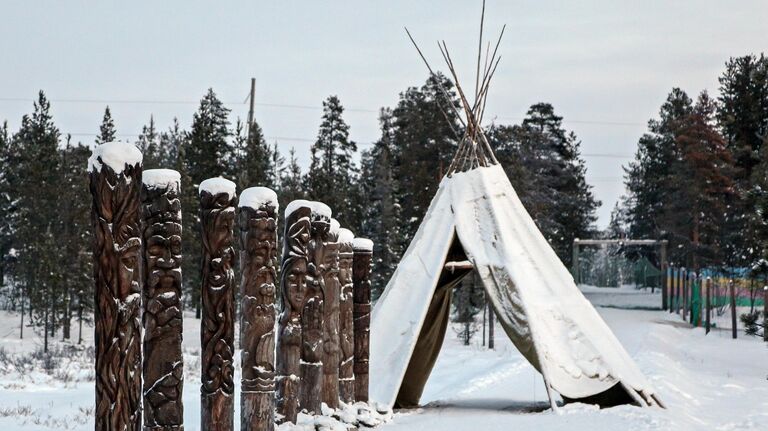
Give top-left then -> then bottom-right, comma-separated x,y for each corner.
2,1 -> 767,227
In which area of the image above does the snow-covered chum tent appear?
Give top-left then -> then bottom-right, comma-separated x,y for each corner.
369,16 -> 663,412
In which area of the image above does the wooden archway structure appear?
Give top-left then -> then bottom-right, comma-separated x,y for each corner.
572,239 -> 669,310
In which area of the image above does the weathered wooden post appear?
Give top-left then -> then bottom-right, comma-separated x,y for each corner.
660,240 -> 668,310
88,142 -> 143,431
238,187 -> 278,431
705,277 -> 712,335
322,218 -> 342,408
352,238 -> 373,402
763,285 -> 768,342
681,268 -> 688,321
276,201 -> 312,424
337,229 -> 356,403
729,279 -> 737,339
199,177 -> 237,431
300,202 -> 331,414
141,169 -> 185,431
689,272 -> 696,325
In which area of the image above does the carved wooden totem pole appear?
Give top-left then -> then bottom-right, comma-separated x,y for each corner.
199,178 -> 237,431
238,187 -> 278,431
276,200 -> 312,424
300,202 -> 331,414
337,228 -> 356,403
352,238 -> 373,402
321,219 -> 342,408
88,142 -> 143,431
141,169 -> 184,431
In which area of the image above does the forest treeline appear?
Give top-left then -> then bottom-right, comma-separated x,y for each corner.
613,54 -> 768,282
0,73 -> 597,343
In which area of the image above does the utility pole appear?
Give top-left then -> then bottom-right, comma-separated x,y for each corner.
247,78 -> 256,139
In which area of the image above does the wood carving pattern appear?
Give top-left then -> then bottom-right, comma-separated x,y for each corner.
352,244 -> 372,402
321,225 -> 342,408
89,153 -> 143,431
337,235 -> 355,403
300,207 -> 329,414
199,188 -> 237,431
275,203 -> 311,424
238,197 -> 278,431
141,176 -> 184,430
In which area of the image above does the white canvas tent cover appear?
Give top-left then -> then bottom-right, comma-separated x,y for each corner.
369,11 -> 661,410
369,164 -> 662,409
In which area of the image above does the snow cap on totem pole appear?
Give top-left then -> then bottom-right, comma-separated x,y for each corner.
329,218 -> 341,236
338,228 -> 354,246
87,141 -> 143,174
308,201 -> 332,220
352,238 -> 373,252
239,186 -> 278,211
142,169 -> 180,192
199,177 -> 236,199
285,199 -> 313,218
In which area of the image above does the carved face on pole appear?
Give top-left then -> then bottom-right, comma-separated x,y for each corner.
281,206 -> 312,318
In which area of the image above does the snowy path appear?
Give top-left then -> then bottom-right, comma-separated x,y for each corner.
1,286 -> 767,430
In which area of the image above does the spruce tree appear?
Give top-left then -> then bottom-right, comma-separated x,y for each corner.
136,115 -> 163,169
357,109 -> 404,297
95,106 -> 116,145
0,122 -> 15,295
186,88 -> 233,184
279,147 -> 305,207
662,91 -> 734,269
306,95 -> 358,226
233,118 -> 273,191
389,73 -> 461,240
13,91 -> 63,349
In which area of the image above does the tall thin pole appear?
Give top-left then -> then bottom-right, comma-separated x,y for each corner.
89,142 -> 143,431
247,78 -> 256,139
199,178 -> 237,431
705,278 -> 711,335
730,280 -> 737,339
238,187 -> 278,431
141,169 -> 185,431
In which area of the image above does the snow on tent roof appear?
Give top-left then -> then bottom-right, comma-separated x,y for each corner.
285,199 -> 312,218
143,169 -> 180,190
352,238 -> 373,251
338,228 -> 355,245
239,186 -> 278,210
88,141 -> 142,174
309,201 -> 332,219
199,177 -> 236,198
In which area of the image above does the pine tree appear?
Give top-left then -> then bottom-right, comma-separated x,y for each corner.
0,121 -> 15,296
232,118 -> 273,191
389,73 -> 461,240
624,88 -> 693,265
357,109 -> 404,297
305,95 -> 358,226
489,104 -> 599,266
279,147 -> 305,207
717,55 -> 768,269
136,115 -> 163,169
13,91 -> 63,350
186,88 -> 233,184
55,137 -> 92,340
662,91 -> 734,269
95,106 -> 116,145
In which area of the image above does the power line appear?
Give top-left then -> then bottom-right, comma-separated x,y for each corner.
0,96 -> 645,126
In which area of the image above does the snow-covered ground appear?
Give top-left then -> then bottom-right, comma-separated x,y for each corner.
1,286 -> 766,430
